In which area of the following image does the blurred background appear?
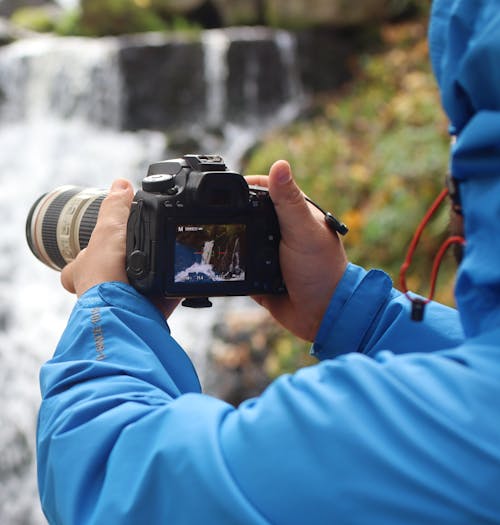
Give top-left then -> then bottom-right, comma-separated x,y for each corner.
0,0 -> 454,522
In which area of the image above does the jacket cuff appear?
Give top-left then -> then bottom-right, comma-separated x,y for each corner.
311,264 -> 393,360
78,281 -> 168,328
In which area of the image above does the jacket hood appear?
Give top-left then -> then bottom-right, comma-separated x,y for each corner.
429,0 -> 500,337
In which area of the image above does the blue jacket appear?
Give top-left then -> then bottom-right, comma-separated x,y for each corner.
37,1 -> 500,523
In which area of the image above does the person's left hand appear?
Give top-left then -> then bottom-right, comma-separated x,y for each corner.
61,179 -> 133,296
61,179 -> 179,319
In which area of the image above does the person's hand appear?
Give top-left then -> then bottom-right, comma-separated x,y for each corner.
61,179 -> 179,319
246,160 -> 348,342
61,179 -> 133,296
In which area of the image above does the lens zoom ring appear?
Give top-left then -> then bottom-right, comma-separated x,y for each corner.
79,195 -> 106,250
42,189 -> 81,269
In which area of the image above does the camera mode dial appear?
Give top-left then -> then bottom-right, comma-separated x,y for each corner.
142,174 -> 176,194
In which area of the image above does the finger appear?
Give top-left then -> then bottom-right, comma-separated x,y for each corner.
252,293 -> 312,339
89,179 -> 134,248
245,175 -> 269,187
61,260 -> 77,294
152,297 -> 181,320
252,293 -> 288,312
267,160 -> 319,239
96,179 -> 134,226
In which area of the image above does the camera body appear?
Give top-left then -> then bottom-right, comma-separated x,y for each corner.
126,155 -> 285,303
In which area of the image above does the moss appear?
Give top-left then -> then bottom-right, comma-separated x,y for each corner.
245,16 -> 454,297
244,13 -> 459,378
75,0 -> 168,37
11,7 -> 58,33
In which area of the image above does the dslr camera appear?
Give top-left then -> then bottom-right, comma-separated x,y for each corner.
27,155 -> 285,307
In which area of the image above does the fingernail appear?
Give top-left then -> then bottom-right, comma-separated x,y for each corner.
111,179 -> 128,192
276,163 -> 291,185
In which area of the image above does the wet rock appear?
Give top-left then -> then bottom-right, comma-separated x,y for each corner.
213,0 -> 413,27
266,0 -> 414,27
296,27 -> 359,93
118,33 -> 206,131
212,0 -> 264,26
117,28 -> 304,132
117,26 -> 357,132
206,307 -> 280,406
153,0 -> 205,14
0,16 -> 35,45
226,32 -> 290,122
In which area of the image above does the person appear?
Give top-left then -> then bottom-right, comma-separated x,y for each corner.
37,1 -> 500,524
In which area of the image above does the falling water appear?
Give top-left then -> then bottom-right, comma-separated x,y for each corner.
0,35 -> 167,525
0,28 -> 304,524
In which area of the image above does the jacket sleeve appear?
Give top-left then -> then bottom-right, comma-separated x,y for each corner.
38,281 -> 492,525
38,282 -> 266,525
311,263 -> 464,360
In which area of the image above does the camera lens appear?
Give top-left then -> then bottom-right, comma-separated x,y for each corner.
26,186 -> 107,271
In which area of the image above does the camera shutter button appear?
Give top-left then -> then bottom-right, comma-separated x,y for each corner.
142,174 -> 175,193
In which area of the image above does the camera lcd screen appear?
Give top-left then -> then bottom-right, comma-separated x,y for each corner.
174,224 -> 246,284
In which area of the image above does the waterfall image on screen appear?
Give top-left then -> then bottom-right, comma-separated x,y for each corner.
174,224 -> 246,283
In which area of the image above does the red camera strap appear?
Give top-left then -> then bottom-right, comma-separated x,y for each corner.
399,188 -> 466,321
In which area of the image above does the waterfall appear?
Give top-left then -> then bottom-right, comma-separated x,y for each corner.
0,35 -> 168,525
0,36 -> 123,127
198,27 -> 306,167
0,28 -> 305,524
202,239 -> 215,264
229,237 -> 241,275
202,30 -> 229,130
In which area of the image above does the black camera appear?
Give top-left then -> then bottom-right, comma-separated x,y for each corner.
126,155 -> 284,306
26,155 -> 285,307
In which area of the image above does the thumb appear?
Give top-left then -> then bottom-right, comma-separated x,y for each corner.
268,160 -> 316,238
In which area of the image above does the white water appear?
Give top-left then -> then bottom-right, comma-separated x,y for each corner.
0,29 -> 304,524
0,121 -> 167,524
54,0 -> 79,8
199,27 -> 306,168
0,37 -> 179,525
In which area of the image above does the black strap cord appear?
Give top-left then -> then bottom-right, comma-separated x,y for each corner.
304,196 -> 349,236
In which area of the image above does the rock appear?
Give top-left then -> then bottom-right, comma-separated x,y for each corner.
212,0 -> 264,26
225,28 -> 292,122
0,26 -> 360,132
118,27 -> 319,132
213,0 -> 413,27
0,16 -> 35,45
296,28 -> 358,93
118,33 -> 206,131
151,0 -> 205,15
9,4 -> 64,34
206,307 -> 279,405
267,0 -> 414,27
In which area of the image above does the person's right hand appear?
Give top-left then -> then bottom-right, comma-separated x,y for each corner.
246,160 -> 348,342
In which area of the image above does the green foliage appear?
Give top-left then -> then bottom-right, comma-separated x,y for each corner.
11,6 -> 58,33
76,0 -> 168,37
13,1 -> 183,37
245,18 -> 454,302
245,15 -> 457,378
54,9 -> 85,37
168,16 -> 201,34
265,335 -> 314,379
52,1 -> 201,37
